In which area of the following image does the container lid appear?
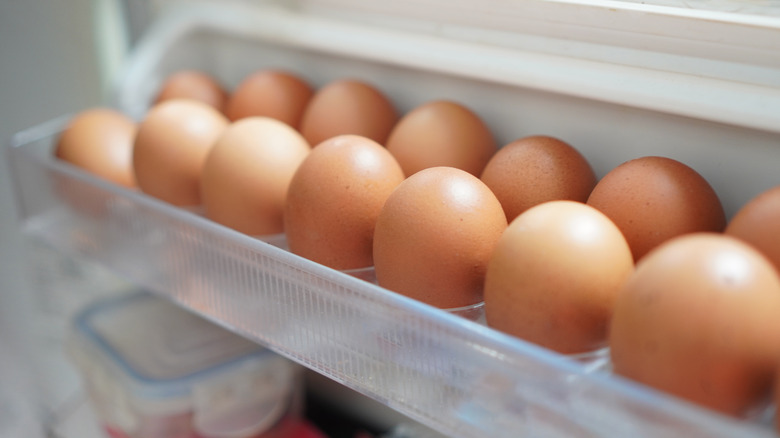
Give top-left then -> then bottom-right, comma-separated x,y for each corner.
74,292 -> 267,399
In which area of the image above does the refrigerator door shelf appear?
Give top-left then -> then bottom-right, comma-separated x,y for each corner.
8,2 -> 780,438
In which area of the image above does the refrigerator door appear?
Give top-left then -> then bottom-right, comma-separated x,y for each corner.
2,1 -> 780,437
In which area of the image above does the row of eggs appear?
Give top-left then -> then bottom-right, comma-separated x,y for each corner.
55,69 -> 780,428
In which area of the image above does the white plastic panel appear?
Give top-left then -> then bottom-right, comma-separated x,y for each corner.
619,0 -> 780,16
295,0 -> 780,132
8,2 -> 780,438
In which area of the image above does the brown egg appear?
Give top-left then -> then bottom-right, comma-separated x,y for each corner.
610,233 -> 780,416
726,185 -> 780,274
586,156 -> 726,261
284,135 -> 405,270
385,100 -> 497,177
154,70 -> 228,113
133,99 -> 228,206
299,79 -> 398,147
201,117 -> 311,236
480,136 -> 597,222
484,201 -> 633,354
225,70 -> 314,128
55,107 -> 137,188
373,166 -> 507,309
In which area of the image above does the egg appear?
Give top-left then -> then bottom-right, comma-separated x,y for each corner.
154,70 -> 228,113
586,156 -> 726,261
373,166 -> 507,309
55,107 -> 137,188
225,70 -> 314,128
480,136 -> 596,222
725,185 -> 780,274
133,99 -> 229,206
201,117 -> 311,236
299,79 -> 398,146
284,135 -> 405,270
385,100 -> 497,177
609,233 -> 780,416
484,201 -> 633,354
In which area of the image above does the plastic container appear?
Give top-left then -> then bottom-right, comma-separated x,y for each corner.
68,291 -> 301,438
7,1 -> 780,437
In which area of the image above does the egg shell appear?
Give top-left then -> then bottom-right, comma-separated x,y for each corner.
480,136 -> 597,222
609,233 -> 780,416
154,70 -> 228,113
54,108 -> 138,219
725,185 -> 780,275
201,117 -> 311,236
284,135 -> 405,270
299,79 -> 398,147
586,156 -> 726,261
226,70 -> 314,128
484,200 -> 633,354
55,108 -> 137,188
385,100 -> 497,177
373,166 -> 507,309
133,99 -> 229,206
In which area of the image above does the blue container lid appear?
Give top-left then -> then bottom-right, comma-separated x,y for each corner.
72,291 -> 270,401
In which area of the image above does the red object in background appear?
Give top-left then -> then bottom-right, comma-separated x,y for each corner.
264,418 -> 328,438
288,421 -> 329,438
105,426 -> 131,438
192,417 -> 328,438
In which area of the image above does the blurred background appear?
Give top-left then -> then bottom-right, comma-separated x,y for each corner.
0,2 -> 134,436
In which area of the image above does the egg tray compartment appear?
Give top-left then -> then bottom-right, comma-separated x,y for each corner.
9,2 -> 780,438
11,115 -> 775,438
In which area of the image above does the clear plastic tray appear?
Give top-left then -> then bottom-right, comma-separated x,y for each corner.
8,2 -> 780,437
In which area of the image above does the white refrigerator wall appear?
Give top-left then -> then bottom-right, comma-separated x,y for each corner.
0,1 -> 129,435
